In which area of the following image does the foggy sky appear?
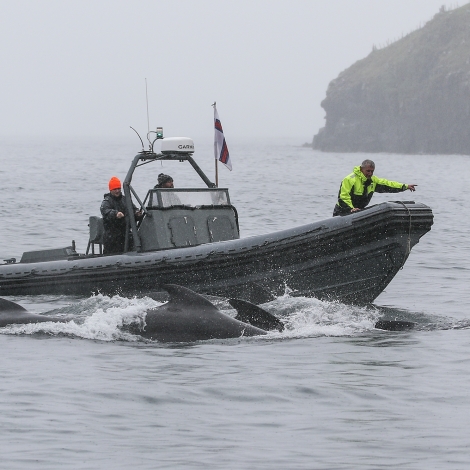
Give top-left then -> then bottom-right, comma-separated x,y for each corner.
0,0 -> 461,143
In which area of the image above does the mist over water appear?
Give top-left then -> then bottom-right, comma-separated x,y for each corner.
1,138 -> 469,469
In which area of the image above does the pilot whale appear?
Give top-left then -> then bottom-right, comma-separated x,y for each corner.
139,284 -> 272,342
0,285 -> 283,342
0,298 -> 68,327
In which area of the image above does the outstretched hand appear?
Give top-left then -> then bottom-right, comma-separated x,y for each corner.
407,184 -> 417,192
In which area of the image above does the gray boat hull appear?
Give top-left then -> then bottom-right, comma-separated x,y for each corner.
0,201 -> 433,304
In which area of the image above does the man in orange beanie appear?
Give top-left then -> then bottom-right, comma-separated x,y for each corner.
100,176 -> 143,254
108,176 -> 121,191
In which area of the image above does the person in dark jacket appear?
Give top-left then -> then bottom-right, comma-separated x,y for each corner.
333,160 -> 417,216
100,176 -> 143,254
154,173 -> 182,206
154,173 -> 174,188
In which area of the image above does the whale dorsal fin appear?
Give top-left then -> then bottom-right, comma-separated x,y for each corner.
0,298 -> 28,313
162,284 -> 219,311
229,298 -> 284,332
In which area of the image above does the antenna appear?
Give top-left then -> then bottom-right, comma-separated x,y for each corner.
132,79 -> 163,152
145,78 -> 150,134
130,126 -> 144,151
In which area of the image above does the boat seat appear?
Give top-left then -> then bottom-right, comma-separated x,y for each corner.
86,216 -> 104,255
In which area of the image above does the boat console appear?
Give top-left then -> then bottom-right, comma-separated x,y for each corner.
121,134 -> 239,253
138,188 -> 239,250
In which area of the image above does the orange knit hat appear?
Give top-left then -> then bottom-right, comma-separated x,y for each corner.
108,176 -> 121,191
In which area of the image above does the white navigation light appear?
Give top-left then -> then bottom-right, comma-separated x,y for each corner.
161,137 -> 195,154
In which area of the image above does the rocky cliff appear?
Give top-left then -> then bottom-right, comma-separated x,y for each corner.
313,4 -> 470,154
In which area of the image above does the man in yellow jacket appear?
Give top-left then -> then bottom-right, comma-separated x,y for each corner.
333,159 -> 417,216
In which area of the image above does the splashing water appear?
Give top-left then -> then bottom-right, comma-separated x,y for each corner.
0,294 -> 160,342
259,294 -> 380,339
0,290 -> 386,343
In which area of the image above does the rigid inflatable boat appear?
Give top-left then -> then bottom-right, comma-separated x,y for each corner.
0,136 -> 433,303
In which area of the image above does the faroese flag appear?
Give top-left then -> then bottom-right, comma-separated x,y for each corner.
214,105 -> 232,171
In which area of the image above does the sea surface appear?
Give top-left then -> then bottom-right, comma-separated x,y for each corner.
0,136 -> 469,469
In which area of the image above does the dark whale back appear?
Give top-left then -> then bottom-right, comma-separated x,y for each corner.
0,298 -> 65,328
142,284 -> 268,342
375,320 -> 416,331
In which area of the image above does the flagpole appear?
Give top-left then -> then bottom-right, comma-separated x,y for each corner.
212,101 -> 231,187
212,101 -> 218,187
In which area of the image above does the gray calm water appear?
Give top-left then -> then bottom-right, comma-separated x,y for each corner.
1,137 -> 469,469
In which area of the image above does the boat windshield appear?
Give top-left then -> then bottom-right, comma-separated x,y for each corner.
147,188 -> 231,208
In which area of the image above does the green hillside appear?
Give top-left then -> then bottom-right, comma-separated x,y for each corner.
313,4 -> 470,154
